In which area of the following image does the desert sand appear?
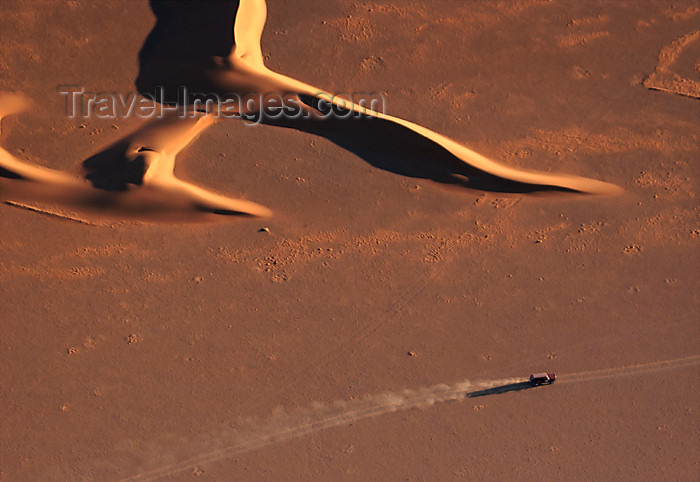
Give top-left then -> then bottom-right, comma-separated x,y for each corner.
1,0 -> 698,480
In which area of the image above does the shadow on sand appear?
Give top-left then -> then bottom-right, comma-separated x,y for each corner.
466,381 -> 536,398
265,110 -> 575,194
137,0 -> 242,104
135,1 -> 579,196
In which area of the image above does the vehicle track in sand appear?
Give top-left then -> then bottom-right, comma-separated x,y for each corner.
558,354 -> 700,384
122,354 -> 699,481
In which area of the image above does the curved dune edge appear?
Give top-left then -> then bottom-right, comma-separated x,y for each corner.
256,72 -> 621,195
0,94 -> 272,222
1,0 -> 620,224
232,0 -> 621,196
0,145 -> 273,222
363,109 -> 622,195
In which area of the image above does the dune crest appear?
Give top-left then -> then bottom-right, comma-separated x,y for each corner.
1,0 -> 620,223
220,0 -> 620,195
0,93 -> 271,221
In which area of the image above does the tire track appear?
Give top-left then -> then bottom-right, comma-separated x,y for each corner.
121,355 -> 698,481
559,354 -> 700,384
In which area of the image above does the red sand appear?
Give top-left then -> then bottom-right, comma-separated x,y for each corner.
1,1 -> 698,480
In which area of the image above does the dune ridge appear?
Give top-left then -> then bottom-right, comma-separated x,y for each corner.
0,0 -> 620,223
0,94 -> 271,220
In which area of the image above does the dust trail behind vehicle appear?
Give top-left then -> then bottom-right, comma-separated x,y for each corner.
122,355 -> 699,481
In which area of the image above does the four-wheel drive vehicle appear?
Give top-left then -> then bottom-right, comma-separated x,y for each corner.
529,372 -> 556,386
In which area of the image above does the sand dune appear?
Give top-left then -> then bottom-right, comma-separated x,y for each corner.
0,0 -> 619,224
2,1 -> 697,480
0,93 -> 271,220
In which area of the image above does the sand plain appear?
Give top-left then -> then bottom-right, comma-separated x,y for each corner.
1,1 -> 698,480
